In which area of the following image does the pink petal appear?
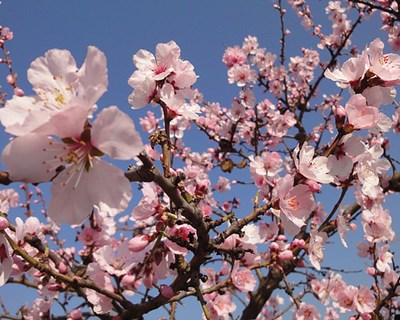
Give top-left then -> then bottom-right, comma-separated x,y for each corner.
91,106 -> 143,159
2,134 -> 63,183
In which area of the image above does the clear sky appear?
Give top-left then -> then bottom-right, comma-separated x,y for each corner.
0,1 -> 395,319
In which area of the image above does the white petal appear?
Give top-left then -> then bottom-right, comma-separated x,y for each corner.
28,49 -> 78,92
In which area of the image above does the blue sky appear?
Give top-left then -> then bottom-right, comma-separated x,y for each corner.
0,1 -> 396,319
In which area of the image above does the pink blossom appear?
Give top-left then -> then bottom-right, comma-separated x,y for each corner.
367,38 -> 400,86
129,234 -> 151,252
230,261 -> 256,292
376,244 -> 393,272
227,64 -> 257,87
0,46 -> 107,136
140,111 -> 159,133
355,286 -> 375,314
68,309 -> 83,320
308,230 -> 328,270
0,188 -> 19,214
334,285 -> 358,312
164,224 -> 197,255
344,94 -> 380,131
0,217 -> 8,231
324,54 -> 367,89
324,307 -> 339,320
222,46 -> 247,67
275,175 -> 316,235
94,240 -> 143,277
213,176 -> 231,192
249,151 -> 283,181
131,182 -> 159,221
206,293 -> 237,320
159,83 -> 200,120
294,143 -> 334,184
362,205 -> 394,243
294,303 -> 320,320
3,106 -> 143,225
242,35 -> 259,55
128,41 -> 197,109
85,262 -> 114,314
355,145 -> 390,195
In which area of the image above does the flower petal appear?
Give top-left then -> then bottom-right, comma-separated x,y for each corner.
91,106 -> 143,159
2,134 -> 64,183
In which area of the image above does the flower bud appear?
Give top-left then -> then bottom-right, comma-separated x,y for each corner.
0,217 -> 9,230
14,87 -> 24,97
128,235 -> 149,252
160,285 -> 174,298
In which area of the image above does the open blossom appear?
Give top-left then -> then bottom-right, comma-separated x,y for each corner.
227,64 -> 257,87
3,106 -> 143,225
85,262 -> 114,314
131,182 -> 159,221
222,46 -> 247,67
164,224 -> 197,255
294,143 -> 334,184
0,46 -> 107,136
334,285 -> 358,312
230,261 -> 256,292
206,293 -> 237,320
362,205 -> 394,243
0,188 -> 19,214
354,145 -> 391,196
308,230 -> 328,270
324,53 -> 368,89
376,244 -> 393,272
344,94 -> 380,131
128,41 -> 197,109
294,303 -> 320,320
355,286 -> 375,314
275,174 -> 316,235
93,240 -> 145,277
367,37 -> 400,86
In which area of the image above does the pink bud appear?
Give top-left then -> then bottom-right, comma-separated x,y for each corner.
47,283 -> 60,291
305,179 -> 321,193
270,242 -> 279,251
291,238 -> 306,249
121,274 -> 136,287
0,217 -> 9,230
128,235 -> 149,252
160,285 -> 174,298
297,239 -> 306,248
6,74 -> 15,85
366,267 -> 376,276
335,105 -> 346,117
13,87 -> 24,97
277,234 -> 287,242
220,262 -> 230,275
69,309 -> 83,320
278,250 -> 293,261
58,262 -> 68,274
349,223 -> 357,231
